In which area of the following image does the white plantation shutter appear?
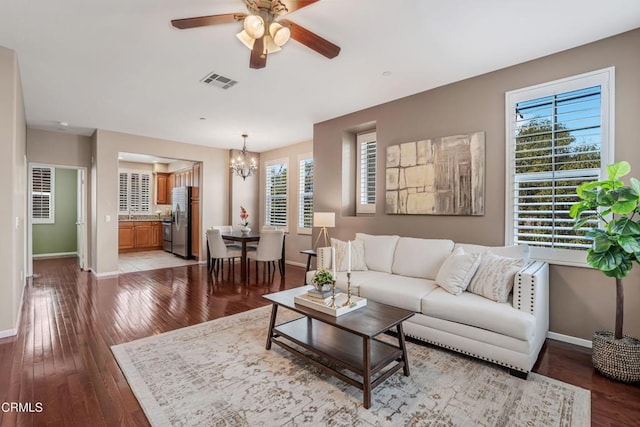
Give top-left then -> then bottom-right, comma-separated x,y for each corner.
118,172 -> 129,213
298,156 -> 313,230
357,131 -> 376,213
32,166 -> 55,223
265,160 -> 288,227
119,171 -> 152,214
506,68 -> 613,265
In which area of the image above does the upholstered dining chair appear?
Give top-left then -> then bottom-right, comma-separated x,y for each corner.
206,229 -> 242,278
247,230 -> 284,282
212,225 -> 241,249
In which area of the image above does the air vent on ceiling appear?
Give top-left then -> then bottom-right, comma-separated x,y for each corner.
200,72 -> 238,90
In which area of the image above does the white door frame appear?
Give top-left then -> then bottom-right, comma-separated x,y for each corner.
27,163 -> 88,276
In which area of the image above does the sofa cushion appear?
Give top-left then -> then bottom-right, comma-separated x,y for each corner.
331,238 -> 367,271
435,247 -> 481,295
392,237 -> 454,279
468,252 -> 525,303
355,233 -> 400,273
357,275 -> 437,312
454,243 -> 530,261
333,270 -> 390,296
421,287 -> 536,341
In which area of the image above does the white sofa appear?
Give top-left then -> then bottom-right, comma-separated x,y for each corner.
308,234 -> 549,378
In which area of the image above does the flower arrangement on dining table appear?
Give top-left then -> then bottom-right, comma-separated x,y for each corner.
239,206 -> 250,231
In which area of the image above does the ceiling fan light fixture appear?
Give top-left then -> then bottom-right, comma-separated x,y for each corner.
243,14 -> 265,39
236,30 -> 255,50
269,22 -> 291,46
262,34 -> 281,54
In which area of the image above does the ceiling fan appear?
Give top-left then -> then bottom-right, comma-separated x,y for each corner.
171,0 -> 340,69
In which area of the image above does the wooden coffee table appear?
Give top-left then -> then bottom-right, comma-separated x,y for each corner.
263,286 -> 415,409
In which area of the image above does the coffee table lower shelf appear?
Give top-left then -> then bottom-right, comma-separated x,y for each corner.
269,317 -> 408,408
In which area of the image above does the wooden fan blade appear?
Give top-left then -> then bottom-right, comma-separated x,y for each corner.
280,19 -> 340,59
171,13 -> 246,29
250,37 -> 267,69
276,0 -> 319,14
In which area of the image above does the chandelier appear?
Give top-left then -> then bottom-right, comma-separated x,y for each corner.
230,134 -> 258,180
235,1 -> 291,58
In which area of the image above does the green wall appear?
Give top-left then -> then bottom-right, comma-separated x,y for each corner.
33,168 -> 77,255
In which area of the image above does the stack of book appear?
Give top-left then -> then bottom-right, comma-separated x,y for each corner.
306,287 -> 333,304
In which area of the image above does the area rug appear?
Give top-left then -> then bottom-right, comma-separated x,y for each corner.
111,306 -> 590,426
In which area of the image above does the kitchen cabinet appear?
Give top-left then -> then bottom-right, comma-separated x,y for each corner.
118,222 -> 135,250
191,187 -> 200,259
151,221 -> 162,247
156,173 -> 170,204
119,221 -> 163,252
167,174 -> 174,204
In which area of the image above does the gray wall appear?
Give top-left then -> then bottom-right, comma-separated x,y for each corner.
313,29 -> 640,341
0,45 -> 27,335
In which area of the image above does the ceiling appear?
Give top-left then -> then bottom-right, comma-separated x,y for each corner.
0,1 -> 639,153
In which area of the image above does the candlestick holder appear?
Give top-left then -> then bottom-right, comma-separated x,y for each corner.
329,279 -> 337,308
342,272 -> 352,307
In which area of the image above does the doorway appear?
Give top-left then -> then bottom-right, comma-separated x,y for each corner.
27,164 -> 88,277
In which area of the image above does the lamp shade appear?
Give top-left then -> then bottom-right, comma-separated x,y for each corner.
313,212 -> 335,228
236,30 -> 255,50
269,22 -> 291,46
243,15 -> 265,39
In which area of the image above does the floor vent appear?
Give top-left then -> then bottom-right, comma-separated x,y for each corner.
200,72 -> 238,90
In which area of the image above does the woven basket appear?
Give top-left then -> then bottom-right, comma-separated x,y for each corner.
592,331 -> 640,383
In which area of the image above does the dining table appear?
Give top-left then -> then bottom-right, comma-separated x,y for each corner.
210,230 -> 286,284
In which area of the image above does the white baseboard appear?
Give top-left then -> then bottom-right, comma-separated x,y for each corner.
285,260 -> 306,268
0,328 -> 17,339
33,251 -> 77,259
547,331 -> 593,348
91,270 -> 120,278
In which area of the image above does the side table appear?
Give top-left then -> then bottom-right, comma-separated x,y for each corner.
300,249 -> 317,284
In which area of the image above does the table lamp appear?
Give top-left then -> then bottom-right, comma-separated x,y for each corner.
313,212 -> 335,249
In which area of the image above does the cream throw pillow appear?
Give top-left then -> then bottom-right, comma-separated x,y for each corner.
468,252 -> 525,303
330,238 -> 368,271
435,247 -> 481,295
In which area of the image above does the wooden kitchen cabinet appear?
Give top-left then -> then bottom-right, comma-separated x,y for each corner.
119,221 -> 163,252
191,187 -> 200,259
156,173 -> 169,204
118,222 -> 134,250
151,221 -> 162,247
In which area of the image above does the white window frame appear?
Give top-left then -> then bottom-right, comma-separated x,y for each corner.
505,67 -> 614,267
31,165 -> 55,224
356,130 -> 377,214
264,158 -> 289,231
298,153 -> 313,235
118,169 -> 152,215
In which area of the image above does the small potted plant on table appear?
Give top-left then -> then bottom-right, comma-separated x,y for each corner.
570,161 -> 640,382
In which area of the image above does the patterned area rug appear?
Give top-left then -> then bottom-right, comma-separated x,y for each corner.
111,306 -> 590,426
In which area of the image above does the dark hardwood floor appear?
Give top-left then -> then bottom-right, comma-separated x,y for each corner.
0,258 -> 638,426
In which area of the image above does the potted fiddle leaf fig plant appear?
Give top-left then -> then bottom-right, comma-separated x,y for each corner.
570,160 -> 640,382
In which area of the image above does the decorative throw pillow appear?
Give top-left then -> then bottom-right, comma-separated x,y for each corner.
331,238 -> 368,271
435,247 -> 481,295
468,252 -> 525,303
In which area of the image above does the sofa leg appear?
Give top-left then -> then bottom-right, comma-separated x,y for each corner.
509,369 -> 528,380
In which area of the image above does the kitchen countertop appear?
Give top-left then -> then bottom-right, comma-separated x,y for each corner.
118,217 -> 171,222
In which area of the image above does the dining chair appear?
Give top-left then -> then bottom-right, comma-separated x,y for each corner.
206,229 -> 242,279
212,225 -> 241,249
247,230 -> 284,282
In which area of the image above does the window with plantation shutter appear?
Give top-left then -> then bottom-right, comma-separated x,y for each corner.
357,131 -> 377,214
506,68 -> 614,266
118,170 -> 152,215
32,166 -> 55,224
298,155 -> 313,232
265,159 -> 288,228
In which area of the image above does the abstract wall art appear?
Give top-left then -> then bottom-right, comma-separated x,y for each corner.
385,131 -> 485,215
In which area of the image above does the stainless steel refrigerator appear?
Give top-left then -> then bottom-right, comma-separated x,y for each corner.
171,186 -> 192,259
